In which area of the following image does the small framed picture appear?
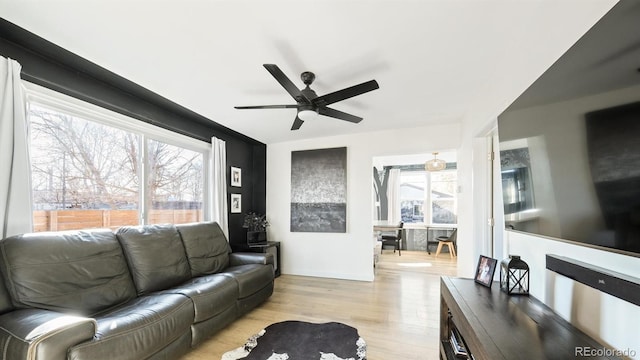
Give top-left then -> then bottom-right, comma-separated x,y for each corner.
231,167 -> 242,187
230,194 -> 241,213
475,255 -> 498,288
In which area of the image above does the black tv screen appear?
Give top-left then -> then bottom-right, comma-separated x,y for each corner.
497,0 -> 640,256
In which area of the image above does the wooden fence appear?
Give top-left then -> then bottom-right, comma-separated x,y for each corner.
33,209 -> 203,232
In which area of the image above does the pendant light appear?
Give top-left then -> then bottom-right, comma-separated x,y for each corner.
425,152 -> 446,172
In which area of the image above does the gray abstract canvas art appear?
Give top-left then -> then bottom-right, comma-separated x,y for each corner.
291,147 -> 347,233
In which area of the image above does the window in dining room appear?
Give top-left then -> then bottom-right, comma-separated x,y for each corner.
430,170 -> 457,224
400,169 -> 457,225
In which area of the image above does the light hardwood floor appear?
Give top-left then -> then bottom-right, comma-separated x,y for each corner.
181,250 -> 458,360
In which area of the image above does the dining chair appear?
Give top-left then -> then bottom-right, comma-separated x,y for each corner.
381,222 -> 403,256
435,228 -> 457,258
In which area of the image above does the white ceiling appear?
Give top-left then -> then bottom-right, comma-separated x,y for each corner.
0,0 -> 617,144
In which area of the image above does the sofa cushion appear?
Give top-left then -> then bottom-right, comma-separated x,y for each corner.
236,281 -> 274,316
176,221 -> 231,277
0,230 -> 137,314
160,274 -> 238,323
147,331 -> 192,360
222,264 -> 274,299
190,305 -> 237,346
0,309 -> 96,360
116,224 -> 191,295
68,293 -> 193,360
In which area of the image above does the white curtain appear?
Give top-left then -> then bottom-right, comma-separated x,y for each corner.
387,168 -> 401,224
210,136 -> 229,238
0,57 -> 33,238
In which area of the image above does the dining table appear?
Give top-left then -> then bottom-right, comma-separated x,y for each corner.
373,221 -> 457,253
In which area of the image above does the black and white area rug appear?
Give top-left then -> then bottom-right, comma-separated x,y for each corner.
221,320 -> 366,360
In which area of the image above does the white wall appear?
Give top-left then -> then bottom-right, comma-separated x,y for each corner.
266,1 -> 637,353
266,123 -> 460,281
492,83 -> 640,359
508,231 -> 640,357
454,1 -> 639,355
264,0 -> 619,282
455,0 -> 618,279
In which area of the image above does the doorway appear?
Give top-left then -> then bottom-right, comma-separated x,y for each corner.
372,151 -> 459,272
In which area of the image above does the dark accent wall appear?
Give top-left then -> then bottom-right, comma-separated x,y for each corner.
0,17 -> 266,244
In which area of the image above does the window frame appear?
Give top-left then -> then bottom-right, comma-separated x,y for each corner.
25,82 -> 212,226
428,169 -> 458,225
400,168 -> 458,226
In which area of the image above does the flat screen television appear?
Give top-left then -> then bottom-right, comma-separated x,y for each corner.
497,0 -> 640,256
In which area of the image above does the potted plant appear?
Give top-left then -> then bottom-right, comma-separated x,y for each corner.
242,212 -> 269,244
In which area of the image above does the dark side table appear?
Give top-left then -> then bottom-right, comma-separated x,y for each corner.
440,277 -> 621,359
232,241 -> 281,277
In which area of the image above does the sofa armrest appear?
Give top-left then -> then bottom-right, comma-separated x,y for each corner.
0,309 -> 96,360
229,252 -> 274,267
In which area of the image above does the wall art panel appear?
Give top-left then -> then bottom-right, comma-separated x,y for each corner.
290,147 -> 347,233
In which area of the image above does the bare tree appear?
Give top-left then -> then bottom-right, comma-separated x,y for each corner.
147,140 -> 202,207
29,105 -> 203,210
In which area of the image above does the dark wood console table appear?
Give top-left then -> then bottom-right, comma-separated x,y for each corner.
440,277 -> 621,360
231,241 -> 280,277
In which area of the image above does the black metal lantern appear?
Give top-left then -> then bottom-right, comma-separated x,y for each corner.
500,255 -> 529,295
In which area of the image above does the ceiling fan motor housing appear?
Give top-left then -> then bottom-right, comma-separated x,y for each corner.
301,71 -> 315,86
300,87 -> 318,104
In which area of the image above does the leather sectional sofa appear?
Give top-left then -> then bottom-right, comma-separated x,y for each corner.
0,221 -> 274,360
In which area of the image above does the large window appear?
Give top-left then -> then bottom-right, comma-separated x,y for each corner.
27,85 -> 209,231
400,172 -> 426,223
400,169 -> 457,224
430,171 -> 457,224
147,139 -> 204,224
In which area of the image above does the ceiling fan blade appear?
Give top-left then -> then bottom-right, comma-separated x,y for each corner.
313,80 -> 379,106
291,115 -> 304,130
318,107 -> 363,123
235,104 -> 298,109
263,64 -> 307,102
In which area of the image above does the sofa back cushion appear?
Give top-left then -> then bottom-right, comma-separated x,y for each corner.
176,221 -> 231,277
116,224 -> 191,295
0,230 -> 137,315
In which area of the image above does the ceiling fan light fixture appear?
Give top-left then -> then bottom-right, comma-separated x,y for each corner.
235,64 -> 378,130
298,108 -> 319,122
425,152 -> 446,172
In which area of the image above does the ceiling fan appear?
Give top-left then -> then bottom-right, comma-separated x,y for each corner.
235,64 -> 379,130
